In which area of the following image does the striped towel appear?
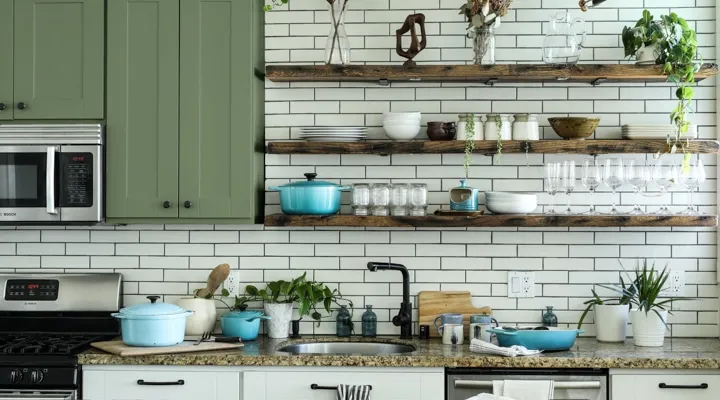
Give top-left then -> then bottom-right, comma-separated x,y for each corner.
337,385 -> 372,400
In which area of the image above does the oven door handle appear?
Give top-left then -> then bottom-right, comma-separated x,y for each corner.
0,394 -> 72,400
453,380 -> 601,390
46,146 -> 57,215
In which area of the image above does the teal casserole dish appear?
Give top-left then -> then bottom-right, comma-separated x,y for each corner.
487,327 -> 584,351
269,173 -> 350,215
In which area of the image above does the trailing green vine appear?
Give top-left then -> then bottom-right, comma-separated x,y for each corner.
463,114 -> 475,179
495,114 -> 503,162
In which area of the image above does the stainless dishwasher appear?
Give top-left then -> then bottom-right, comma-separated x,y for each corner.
447,368 -> 608,400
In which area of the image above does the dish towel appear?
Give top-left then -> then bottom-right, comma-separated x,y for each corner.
494,380 -> 554,400
469,339 -> 542,357
464,394 -> 516,400
336,384 -> 372,400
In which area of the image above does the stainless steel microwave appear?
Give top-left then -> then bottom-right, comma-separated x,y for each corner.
0,124 -> 102,224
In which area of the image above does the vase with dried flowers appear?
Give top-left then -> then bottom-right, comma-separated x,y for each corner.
325,0 -> 351,65
460,0 -> 513,65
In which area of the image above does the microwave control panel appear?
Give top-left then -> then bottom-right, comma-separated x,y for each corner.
4,279 -> 60,301
61,153 -> 93,207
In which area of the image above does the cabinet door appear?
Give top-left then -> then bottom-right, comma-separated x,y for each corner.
0,0 -> 12,120
179,0 -> 261,220
105,0 -> 180,219
83,369 -> 240,400
612,374 -> 720,400
13,0 -> 104,119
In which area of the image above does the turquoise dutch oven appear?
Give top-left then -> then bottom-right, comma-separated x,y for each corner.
269,173 -> 350,215
221,310 -> 271,341
112,296 -> 193,347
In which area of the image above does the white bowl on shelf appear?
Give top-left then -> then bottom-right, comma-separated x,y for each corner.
486,200 -> 538,214
383,124 -> 421,140
384,112 -> 421,119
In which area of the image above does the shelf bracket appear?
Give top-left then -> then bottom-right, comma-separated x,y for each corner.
591,77 -> 607,86
485,78 -> 498,86
378,78 -> 390,86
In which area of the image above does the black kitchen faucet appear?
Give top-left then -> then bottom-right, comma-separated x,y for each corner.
366,262 -> 413,339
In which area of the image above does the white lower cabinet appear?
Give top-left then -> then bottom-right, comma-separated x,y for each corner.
242,368 -> 445,400
611,371 -> 720,400
82,367 -> 240,400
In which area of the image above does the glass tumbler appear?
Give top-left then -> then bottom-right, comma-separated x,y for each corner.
409,183 -> 429,216
390,184 -> 409,216
351,183 -> 370,216
370,183 -> 391,216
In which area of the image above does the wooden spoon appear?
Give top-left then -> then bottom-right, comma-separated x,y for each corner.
194,263 -> 231,298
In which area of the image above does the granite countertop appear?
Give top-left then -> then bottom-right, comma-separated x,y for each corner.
78,336 -> 720,369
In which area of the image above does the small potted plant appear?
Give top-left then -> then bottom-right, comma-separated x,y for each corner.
621,10 -> 663,64
578,276 -> 637,342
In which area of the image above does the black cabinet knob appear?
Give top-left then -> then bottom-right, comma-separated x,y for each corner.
0,103 -> 5,111
162,200 -> 171,209
16,102 -> 26,110
184,200 -> 192,209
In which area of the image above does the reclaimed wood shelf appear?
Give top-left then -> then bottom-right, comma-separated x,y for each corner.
267,140 -> 720,155
265,214 -> 718,228
266,63 -> 719,85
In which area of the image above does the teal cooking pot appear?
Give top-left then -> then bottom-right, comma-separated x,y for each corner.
269,173 -> 350,215
221,310 -> 271,341
112,296 -> 193,347
488,327 -> 584,351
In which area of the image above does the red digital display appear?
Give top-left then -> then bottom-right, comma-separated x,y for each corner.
27,284 -> 39,290
72,156 -> 85,162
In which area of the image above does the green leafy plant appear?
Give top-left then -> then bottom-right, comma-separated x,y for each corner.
577,275 -> 637,329
494,114 -> 503,161
463,114 -> 476,179
622,11 -> 700,167
219,289 -> 251,311
264,0 -> 288,11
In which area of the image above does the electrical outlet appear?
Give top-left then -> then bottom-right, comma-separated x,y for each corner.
667,270 -> 685,296
223,270 -> 241,298
507,271 -> 535,298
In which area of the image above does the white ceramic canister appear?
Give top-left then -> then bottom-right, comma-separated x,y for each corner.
512,113 -> 540,140
175,297 -> 217,336
456,114 -> 484,140
594,304 -> 629,343
484,114 -> 512,140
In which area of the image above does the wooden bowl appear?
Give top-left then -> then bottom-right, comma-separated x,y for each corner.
548,117 -> 601,140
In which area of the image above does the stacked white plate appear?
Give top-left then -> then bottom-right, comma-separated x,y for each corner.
299,127 -> 367,142
383,112 -> 421,140
622,124 -> 697,140
485,192 -> 538,214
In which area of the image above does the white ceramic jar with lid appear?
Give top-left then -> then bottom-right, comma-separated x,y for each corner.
484,114 -> 512,140
512,113 -> 540,140
456,114 -> 484,140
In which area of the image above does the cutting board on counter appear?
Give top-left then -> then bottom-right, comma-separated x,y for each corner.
418,291 -> 492,338
91,340 -> 243,356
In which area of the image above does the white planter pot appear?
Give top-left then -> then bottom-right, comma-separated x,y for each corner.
635,43 -> 659,64
264,303 -> 293,339
631,309 -> 668,347
594,304 -> 629,342
175,297 -> 217,335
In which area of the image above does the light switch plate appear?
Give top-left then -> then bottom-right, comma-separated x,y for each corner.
507,271 -> 535,298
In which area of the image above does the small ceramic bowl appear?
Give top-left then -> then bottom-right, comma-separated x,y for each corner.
548,117 -> 601,140
427,122 -> 456,141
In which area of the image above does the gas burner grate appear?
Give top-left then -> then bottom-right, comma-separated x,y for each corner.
0,334 -> 103,355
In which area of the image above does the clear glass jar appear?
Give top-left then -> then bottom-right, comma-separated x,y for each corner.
469,25 -> 495,65
408,183 -> 429,216
370,183 -> 391,216
351,183 -> 371,216
361,305 -> 377,338
390,184 -> 409,216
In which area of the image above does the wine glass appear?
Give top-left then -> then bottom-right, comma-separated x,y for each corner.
625,161 -> 649,215
544,163 -> 561,214
652,160 -> 676,215
561,160 -> 576,214
678,159 -> 706,215
603,158 -> 624,214
581,159 -> 602,215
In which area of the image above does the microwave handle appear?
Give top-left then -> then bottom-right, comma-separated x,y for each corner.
46,146 -> 57,215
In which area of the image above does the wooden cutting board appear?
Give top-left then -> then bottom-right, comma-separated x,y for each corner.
418,291 -> 492,338
91,340 -> 243,356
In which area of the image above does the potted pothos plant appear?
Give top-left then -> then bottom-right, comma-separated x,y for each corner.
239,273 -> 352,339
622,11 -> 701,167
578,274 -> 637,342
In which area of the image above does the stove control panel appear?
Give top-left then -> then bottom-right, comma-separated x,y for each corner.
4,279 -> 59,301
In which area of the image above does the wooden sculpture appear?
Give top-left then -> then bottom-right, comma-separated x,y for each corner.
396,13 -> 427,67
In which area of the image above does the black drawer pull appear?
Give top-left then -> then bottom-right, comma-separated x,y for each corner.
137,379 -> 185,386
659,383 -> 708,389
310,384 -> 373,391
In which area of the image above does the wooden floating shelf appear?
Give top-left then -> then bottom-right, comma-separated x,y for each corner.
266,63 -> 719,84
265,214 -> 718,228
267,140 -> 720,155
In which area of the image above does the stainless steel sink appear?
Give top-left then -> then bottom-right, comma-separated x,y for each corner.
277,341 -> 416,355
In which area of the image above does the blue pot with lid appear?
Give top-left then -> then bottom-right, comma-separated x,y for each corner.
221,310 -> 271,341
269,173 -> 350,215
112,296 -> 193,347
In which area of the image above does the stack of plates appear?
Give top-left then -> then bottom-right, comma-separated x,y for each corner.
485,192 -> 538,214
622,124 -> 697,140
299,127 -> 367,142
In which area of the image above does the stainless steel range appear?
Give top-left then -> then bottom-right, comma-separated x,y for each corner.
0,274 -> 122,400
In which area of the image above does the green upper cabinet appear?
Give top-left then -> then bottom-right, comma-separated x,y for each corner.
178,0 -> 263,220
106,0 -> 180,219
13,0 -> 104,119
0,0 -> 13,120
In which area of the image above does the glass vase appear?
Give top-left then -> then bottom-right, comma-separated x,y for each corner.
361,305 -> 377,338
336,305 -> 352,337
470,26 -> 495,65
325,0 -> 351,65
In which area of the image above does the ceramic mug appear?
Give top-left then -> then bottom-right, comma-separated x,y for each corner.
470,314 -> 499,342
441,323 -> 464,345
434,313 -> 463,334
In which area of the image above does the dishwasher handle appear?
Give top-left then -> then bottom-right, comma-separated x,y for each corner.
454,380 -> 602,390
0,393 -> 73,400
